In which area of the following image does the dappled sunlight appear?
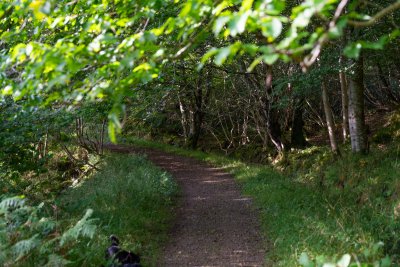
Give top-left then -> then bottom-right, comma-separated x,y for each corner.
232,198 -> 252,202
202,179 -> 231,184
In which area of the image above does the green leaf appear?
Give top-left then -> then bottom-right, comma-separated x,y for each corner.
292,10 -> 312,28
200,47 -> 218,64
262,54 -> 279,65
343,42 -> 362,59
214,47 -> 231,65
389,29 -> 400,40
213,2 -> 229,16
228,12 -> 250,37
241,0 -> 254,10
361,36 -> 388,50
247,57 -> 262,72
108,121 -> 115,143
328,18 -> 347,39
242,44 -> 259,56
214,16 -> 230,36
179,2 -> 192,18
261,18 -> 282,41
344,36 -> 388,59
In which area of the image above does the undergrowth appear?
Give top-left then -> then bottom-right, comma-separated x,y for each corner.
1,153 -> 178,266
125,136 -> 400,266
57,153 -> 178,266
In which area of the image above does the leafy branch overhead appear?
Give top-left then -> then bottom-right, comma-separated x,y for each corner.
1,0 -> 399,140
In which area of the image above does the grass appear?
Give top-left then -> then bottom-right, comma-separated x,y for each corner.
124,136 -> 400,266
56,153 -> 178,266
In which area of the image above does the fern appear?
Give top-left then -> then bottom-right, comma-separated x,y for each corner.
0,250 -> 8,266
0,196 -> 97,266
60,209 -> 97,246
13,234 -> 40,261
44,254 -> 71,267
0,196 -> 26,211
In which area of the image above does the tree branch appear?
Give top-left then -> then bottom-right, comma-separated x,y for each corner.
301,0 -> 350,71
348,1 -> 400,27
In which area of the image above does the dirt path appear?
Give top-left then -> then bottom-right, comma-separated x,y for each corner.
106,144 -> 266,266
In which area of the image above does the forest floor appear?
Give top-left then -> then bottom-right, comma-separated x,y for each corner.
105,144 -> 266,267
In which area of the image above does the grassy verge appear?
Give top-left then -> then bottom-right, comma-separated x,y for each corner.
124,136 -> 400,266
56,153 -> 178,266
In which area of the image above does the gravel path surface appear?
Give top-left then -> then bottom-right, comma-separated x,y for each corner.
106,144 -> 266,267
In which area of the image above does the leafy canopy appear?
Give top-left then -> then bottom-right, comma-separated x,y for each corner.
1,0 -> 398,140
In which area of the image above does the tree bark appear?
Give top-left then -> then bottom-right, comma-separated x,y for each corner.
178,95 -> 190,143
348,53 -> 368,154
322,81 -> 340,155
339,71 -> 349,142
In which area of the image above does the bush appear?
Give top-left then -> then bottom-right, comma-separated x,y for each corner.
0,196 -> 96,267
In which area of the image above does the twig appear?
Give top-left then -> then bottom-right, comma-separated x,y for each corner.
61,143 -> 100,171
301,0 -> 350,71
348,1 -> 400,27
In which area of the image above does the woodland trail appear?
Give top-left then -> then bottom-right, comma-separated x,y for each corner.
106,144 -> 266,267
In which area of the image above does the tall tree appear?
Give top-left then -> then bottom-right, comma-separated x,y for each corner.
339,70 -> 350,142
348,53 -> 368,154
322,80 -> 340,155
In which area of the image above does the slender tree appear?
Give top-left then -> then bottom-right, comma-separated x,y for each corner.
339,71 -> 349,142
322,80 -> 340,155
348,53 -> 368,154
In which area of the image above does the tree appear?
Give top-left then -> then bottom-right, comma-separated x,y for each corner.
1,0 -> 399,152
322,80 -> 340,155
348,54 -> 368,153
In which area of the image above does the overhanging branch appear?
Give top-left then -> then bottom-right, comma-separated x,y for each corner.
348,1 -> 400,27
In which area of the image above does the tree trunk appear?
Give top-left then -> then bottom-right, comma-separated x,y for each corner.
187,69 -> 212,149
291,98 -> 308,148
240,113 -> 250,145
189,108 -> 203,149
339,71 -> 349,142
322,81 -> 340,155
348,53 -> 368,154
178,95 -> 190,143
264,66 -> 285,155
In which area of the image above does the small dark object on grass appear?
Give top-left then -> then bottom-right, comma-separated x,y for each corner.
105,235 -> 141,267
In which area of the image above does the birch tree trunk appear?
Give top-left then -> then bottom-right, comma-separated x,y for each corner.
339,71 -> 349,142
348,53 -> 368,154
322,81 -> 340,155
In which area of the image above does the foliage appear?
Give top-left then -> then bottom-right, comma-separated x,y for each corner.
2,0 -> 398,138
0,99 -> 59,173
57,153 -> 178,266
0,98 -> 109,201
1,0 -> 400,265
0,195 -> 96,267
372,110 -> 400,144
1,152 -> 178,266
